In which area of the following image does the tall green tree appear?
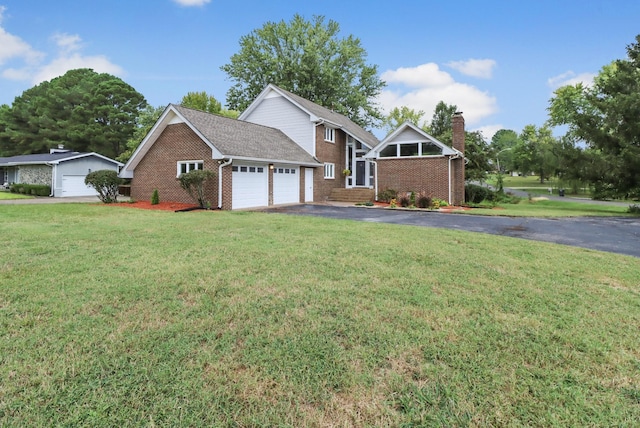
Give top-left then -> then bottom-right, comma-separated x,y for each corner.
548,34 -> 640,198
221,14 -> 386,128
428,101 -> 459,140
117,104 -> 165,163
513,125 -> 558,183
0,68 -> 146,159
382,106 -> 426,135
491,129 -> 520,173
179,91 -> 238,118
465,130 -> 493,182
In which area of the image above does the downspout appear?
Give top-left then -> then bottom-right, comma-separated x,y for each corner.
218,158 -> 233,209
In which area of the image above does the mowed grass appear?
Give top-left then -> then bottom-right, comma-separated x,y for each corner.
468,199 -> 632,217
0,191 -> 32,200
1,204 -> 639,426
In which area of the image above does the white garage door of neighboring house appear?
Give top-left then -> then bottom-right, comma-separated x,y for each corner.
273,166 -> 299,205
61,175 -> 98,197
232,164 -> 268,209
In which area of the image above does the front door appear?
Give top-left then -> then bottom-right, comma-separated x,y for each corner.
355,160 -> 366,186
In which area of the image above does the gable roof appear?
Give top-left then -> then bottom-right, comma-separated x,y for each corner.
0,152 -> 123,167
121,104 -> 320,178
364,121 -> 462,159
240,84 -> 380,149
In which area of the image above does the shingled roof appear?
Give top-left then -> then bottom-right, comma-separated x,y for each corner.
266,85 -> 380,149
0,152 -> 121,166
171,104 -> 320,165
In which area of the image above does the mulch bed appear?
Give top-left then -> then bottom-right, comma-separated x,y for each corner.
103,201 -> 201,212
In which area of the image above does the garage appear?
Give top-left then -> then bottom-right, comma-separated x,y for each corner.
61,175 -> 99,197
232,164 -> 268,209
273,166 -> 299,205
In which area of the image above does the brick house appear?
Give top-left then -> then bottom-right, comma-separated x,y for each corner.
364,116 -> 466,205
121,84 -> 466,209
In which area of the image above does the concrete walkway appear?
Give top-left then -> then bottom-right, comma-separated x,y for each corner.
0,195 -> 105,204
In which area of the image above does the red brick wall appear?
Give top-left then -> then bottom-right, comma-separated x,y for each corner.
130,123 -> 218,205
377,157 -> 451,203
314,125 -> 346,201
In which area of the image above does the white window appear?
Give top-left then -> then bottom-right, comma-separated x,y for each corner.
324,163 -> 335,179
177,160 -> 203,176
324,127 -> 335,143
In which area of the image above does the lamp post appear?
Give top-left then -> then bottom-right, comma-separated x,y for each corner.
496,147 -> 513,173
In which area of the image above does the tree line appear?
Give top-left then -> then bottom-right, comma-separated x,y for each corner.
0,15 -> 637,199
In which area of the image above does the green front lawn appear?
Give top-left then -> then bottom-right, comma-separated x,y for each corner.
467,198 -> 633,217
1,205 -> 639,426
0,191 -> 32,200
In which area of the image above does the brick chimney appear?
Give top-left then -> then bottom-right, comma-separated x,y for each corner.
452,112 -> 465,154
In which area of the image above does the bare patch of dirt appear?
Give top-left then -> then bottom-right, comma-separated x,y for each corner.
101,201 -> 200,211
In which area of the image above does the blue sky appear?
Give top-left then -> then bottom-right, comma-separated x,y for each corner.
1,0 -> 638,140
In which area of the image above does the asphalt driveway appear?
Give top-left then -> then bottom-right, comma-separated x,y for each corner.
262,204 -> 640,258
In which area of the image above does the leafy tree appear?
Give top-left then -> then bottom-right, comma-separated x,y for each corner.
178,169 -> 216,208
180,91 -> 239,118
117,105 -> 165,163
0,69 -> 147,159
428,101 -> 459,139
465,130 -> 493,182
85,170 -> 122,203
491,129 -> 520,173
513,125 -> 558,183
382,106 -> 426,134
221,14 -> 386,128
548,34 -> 640,198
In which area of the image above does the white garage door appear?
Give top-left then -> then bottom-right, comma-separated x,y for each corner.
273,166 -> 299,205
61,175 -> 98,197
232,164 -> 268,209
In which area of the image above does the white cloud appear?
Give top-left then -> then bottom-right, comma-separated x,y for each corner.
0,8 -> 123,85
472,124 -> 503,141
379,62 -> 498,127
446,58 -> 496,79
0,7 -> 44,66
172,0 -> 211,6
547,71 -> 596,89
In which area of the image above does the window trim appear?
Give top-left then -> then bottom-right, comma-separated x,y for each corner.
177,160 -> 204,177
379,141 -> 444,158
324,127 -> 335,143
324,162 -> 335,179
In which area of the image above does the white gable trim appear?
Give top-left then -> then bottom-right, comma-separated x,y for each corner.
364,121 -> 461,159
120,104 -> 224,179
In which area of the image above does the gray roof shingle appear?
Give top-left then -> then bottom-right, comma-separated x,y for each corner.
0,152 -> 87,165
172,104 -> 320,165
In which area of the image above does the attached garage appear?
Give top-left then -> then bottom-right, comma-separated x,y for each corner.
273,166 -> 299,205
61,175 -> 99,197
232,163 -> 268,209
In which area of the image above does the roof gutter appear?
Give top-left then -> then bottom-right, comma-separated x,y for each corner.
218,158 -> 233,209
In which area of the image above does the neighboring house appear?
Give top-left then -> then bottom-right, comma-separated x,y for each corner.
0,148 -> 123,197
119,104 -> 321,209
121,84 -> 466,210
364,116 -> 466,205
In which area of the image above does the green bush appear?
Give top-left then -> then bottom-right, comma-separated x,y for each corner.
378,188 -> 398,203
9,183 -> 50,196
179,169 -> 215,208
151,189 -> 160,205
398,194 -> 410,207
465,183 -> 492,204
85,170 -> 122,203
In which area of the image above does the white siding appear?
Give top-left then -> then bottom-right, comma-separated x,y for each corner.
54,157 -> 120,197
242,96 -> 315,155
392,127 -> 425,142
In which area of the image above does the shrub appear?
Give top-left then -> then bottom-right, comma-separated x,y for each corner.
151,189 -> 160,205
378,188 -> 398,203
9,183 -> 50,196
409,191 -> 416,206
465,183 -> 492,204
416,193 -> 432,208
398,194 -> 410,207
85,170 -> 122,203
179,169 -> 216,208
628,204 -> 640,215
